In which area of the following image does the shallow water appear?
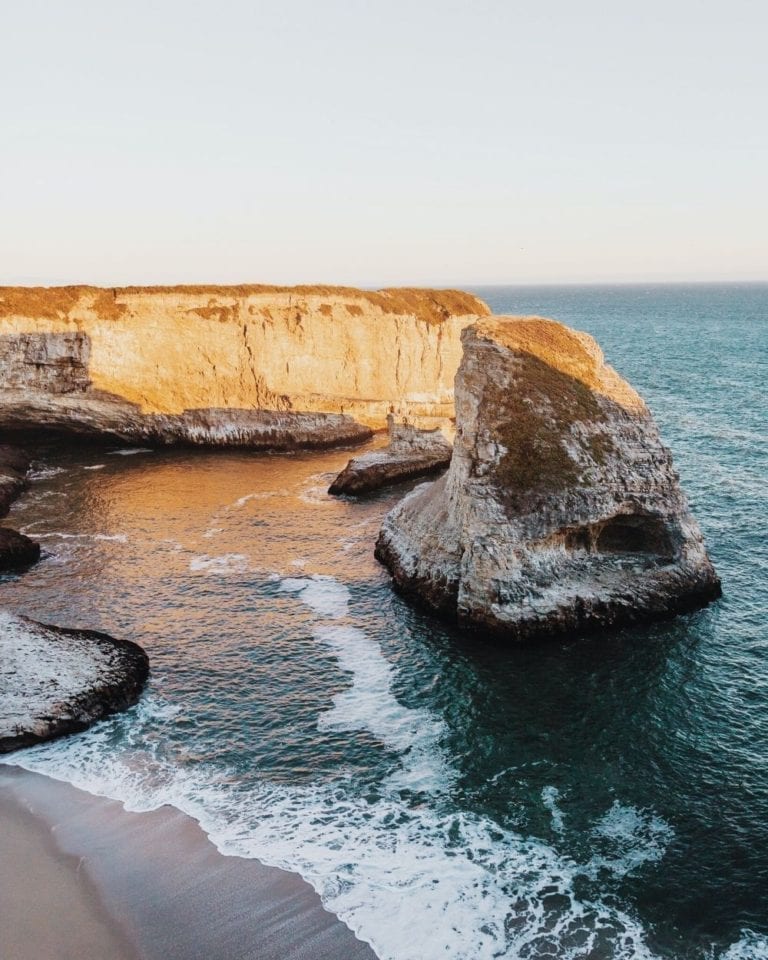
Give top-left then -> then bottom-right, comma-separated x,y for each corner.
2,283 -> 767,958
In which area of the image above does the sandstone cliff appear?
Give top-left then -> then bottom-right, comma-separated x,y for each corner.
0,285 -> 488,447
376,318 -> 721,641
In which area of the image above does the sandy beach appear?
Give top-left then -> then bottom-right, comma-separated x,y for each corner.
0,765 -> 375,960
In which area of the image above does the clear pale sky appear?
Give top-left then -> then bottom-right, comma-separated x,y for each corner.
2,0 -> 766,286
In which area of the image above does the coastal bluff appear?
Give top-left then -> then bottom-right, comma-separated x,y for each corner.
376,317 -> 721,641
0,285 -> 488,446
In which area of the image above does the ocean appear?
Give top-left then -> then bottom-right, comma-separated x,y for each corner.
2,283 -> 767,958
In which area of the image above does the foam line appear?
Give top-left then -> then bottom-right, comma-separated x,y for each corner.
189,554 -> 250,574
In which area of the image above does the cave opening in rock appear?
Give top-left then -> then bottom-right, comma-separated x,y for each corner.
596,514 -> 673,558
559,513 -> 675,559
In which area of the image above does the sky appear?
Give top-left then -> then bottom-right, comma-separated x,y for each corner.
2,0 -> 766,286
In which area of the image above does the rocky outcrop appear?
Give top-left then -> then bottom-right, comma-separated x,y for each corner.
329,415 -> 452,495
0,444 -> 40,572
0,444 -> 31,517
0,612 -> 149,752
0,444 -> 145,750
0,529 -> 40,572
0,285 -> 489,446
376,317 -> 721,642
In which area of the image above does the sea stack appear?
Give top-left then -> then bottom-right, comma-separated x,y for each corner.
376,317 -> 721,641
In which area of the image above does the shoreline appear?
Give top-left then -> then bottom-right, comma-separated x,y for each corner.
0,765 -> 376,960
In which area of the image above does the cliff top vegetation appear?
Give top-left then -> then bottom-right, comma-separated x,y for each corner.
474,317 -> 643,410
0,285 -> 489,327
469,318 -> 645,503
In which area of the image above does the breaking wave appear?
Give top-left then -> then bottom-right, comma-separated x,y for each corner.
6,574 -> 706,960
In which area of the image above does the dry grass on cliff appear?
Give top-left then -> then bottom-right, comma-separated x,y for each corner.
479,317 -> 603,388
484,353 -> 606,503
126,285 -> 489,326
476,317 -> 643,410
473,318 -> 627,504
0,284 -> 489,326
371,288 -> 491,325
0,287 -> 126,321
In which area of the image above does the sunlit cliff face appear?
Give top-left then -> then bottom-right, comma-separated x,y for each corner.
0,285 -> 489,434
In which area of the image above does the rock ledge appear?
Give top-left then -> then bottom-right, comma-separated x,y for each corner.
329,416 -> 452,495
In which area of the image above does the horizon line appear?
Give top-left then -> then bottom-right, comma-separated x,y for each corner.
2,278 -> 768,290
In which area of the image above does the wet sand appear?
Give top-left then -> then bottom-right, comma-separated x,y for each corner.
0,777 -> 138,960
0,765 -> 376,960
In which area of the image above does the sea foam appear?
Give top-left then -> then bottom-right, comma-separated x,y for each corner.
8,709 -> 658,960
189,554 -> 250,575
279,576 -> 451,792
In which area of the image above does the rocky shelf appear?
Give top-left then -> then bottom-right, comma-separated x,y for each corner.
0,612 -> 149,753
329,416 -> 452,495
0,442 -> 149,753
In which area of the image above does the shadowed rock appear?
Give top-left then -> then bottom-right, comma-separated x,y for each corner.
0,444 -> 40,572
0,444 -> 31,517
329,416 -> 452,495
376,317 -> 721,642
0,528 -> 40,572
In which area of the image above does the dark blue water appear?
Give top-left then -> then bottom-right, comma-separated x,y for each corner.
2,284 -> 767,959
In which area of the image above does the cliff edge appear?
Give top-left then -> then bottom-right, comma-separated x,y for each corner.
376,317 -> 721,641
0,285 -> 488,447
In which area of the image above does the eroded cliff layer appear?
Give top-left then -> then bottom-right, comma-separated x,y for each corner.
0,285 -> 488,446
376,317 -> 721,641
